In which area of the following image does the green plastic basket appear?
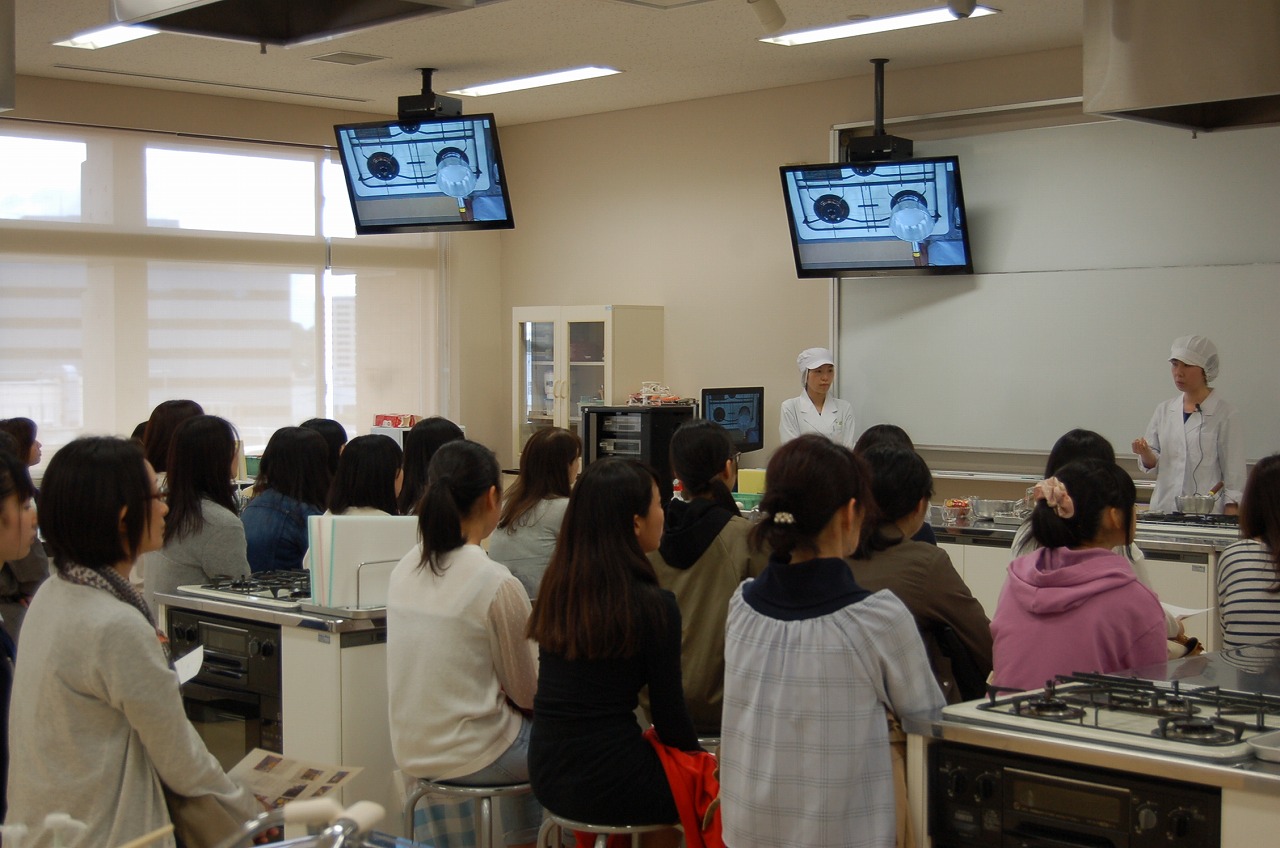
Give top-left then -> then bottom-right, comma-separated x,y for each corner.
734,491 -> 763,511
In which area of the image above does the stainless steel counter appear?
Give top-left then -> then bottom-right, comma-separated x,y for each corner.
932,518 -> 1239,554
154,591 -> 385,633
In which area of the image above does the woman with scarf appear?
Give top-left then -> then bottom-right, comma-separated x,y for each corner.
5,437 -> 257,848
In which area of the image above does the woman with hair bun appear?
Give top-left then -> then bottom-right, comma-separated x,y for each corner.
991,458 -> 1166,691
648,419 -> 766,736
721,434 -> 943,848
387,440 -> 542,847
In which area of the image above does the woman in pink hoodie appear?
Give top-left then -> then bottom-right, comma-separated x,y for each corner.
991,459 -> 1167,691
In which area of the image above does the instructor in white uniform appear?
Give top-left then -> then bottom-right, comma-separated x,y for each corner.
1131,335 -> 1245,515
779,347 -> 856,449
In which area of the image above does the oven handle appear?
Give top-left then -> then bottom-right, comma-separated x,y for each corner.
182,681 -> 260,707
1005,822 -> 1116,848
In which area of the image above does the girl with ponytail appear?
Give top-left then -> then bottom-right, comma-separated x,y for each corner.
647,420 -> 766,735
386,440 -> 542,847
991,458 -> 1166,690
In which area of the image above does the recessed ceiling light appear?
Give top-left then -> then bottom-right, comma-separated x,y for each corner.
54,24 -> 159,50
761,5 -> 998,46
447,66 -> 621,97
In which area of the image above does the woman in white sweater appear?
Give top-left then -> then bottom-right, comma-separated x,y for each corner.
6,436 -> 257,848
387,439 -> 542,848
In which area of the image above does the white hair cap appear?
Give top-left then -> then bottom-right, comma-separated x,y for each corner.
1169,335 -> 1219,382
796,347 -> 835,382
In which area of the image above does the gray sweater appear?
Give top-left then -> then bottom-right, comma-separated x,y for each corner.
142,498 -> 252,611
7,576 -> 258,848
487,497 -> 568,598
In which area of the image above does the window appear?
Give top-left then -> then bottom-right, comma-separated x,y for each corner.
0,122 -> 441,473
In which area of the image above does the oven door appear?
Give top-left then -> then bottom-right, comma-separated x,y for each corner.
182,681 -> 281,772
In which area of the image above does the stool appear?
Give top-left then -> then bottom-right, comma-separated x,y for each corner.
697,736 -> 720,758
537,812 -> 678,848
403,779 -> 532,848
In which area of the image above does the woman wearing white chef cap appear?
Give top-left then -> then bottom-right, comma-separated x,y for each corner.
1131,335 -> 1245,515
779,347 -> 856,449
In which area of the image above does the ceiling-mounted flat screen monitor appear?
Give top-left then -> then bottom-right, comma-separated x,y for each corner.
780,155 -> 973,277
701,387 -> 764,454
334,113 -> 514,235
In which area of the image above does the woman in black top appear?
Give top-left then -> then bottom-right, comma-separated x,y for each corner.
527,459 -> 700,841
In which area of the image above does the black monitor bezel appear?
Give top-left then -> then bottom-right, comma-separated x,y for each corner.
333,113 -> 515,235
700,386 -> 765,454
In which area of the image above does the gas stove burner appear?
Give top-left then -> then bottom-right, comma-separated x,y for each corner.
1155,715 -> 1247,746
1012,695 -> 1086,721
203,570 -> 311,599
1138,511 -> 1238,526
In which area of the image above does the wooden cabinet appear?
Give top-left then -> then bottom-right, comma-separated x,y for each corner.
511,305 -> 663,460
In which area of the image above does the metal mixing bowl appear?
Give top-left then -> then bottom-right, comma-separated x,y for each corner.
970,497 -> 1022,519
1175,494 -> 1217,515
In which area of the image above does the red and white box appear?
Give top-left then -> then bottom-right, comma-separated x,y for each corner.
373,413 -> 418,428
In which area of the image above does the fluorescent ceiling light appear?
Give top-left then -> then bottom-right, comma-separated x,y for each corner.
54,24 -> 159,49
761,5 -> 998,46
448,66 -> 620,97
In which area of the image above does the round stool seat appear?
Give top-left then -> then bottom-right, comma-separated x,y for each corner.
404,778 -> 532,848
537,811 -> 679,848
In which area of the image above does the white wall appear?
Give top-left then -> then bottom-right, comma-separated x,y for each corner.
839,120 -> 1280,461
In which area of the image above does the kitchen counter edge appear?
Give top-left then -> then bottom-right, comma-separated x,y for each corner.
155,591 -> 386,632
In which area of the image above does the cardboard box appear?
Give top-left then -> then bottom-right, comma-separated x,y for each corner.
373,413 -> 418,428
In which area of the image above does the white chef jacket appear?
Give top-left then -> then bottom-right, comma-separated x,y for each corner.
1139,391 -> 1245,514
779,393 -> 856,449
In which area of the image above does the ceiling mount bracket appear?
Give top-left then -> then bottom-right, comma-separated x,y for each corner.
840,58 -> 914,163
398,67 -> 462,121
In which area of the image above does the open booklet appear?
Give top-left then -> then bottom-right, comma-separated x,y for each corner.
228,748 -> 365,809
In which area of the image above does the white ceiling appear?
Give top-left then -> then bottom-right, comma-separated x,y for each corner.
15,0 -> 1084,127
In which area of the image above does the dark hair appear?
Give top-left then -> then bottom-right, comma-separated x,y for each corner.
0,418 -> 37,465
0,432 -> 18,457
328,434 -> 403,516
252,426 -> 331,508
528,458 -> 664,660
300,418 -> 349,476
499,428 -> 581,531
164,415 -> 240,544
668,420 -> 739,515
142,399 -> 204,473
856,445 -> 933,556
399,417 -> 466,515
1031,459 -> 1136,549
39,437 -> 155,571
751,434 -> 872,562
130,421 -> 148,444
853,423 -> 915,456
418,440 -> 500,576
1044,428 -> 1116,477
0,446 -> 36,510
1239,454 -> 1280,587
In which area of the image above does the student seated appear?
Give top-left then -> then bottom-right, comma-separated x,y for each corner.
991,459 -> 1166,691
850,444 -> 992,703
1217,454 -> 1280,649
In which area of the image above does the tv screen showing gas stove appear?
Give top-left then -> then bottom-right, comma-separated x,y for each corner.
334,113 -> 514,235
780,155 -> 973,278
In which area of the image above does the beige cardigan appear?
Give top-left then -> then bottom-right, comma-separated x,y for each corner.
7,576 -> 258,848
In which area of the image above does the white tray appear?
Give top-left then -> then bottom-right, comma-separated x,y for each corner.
1247,728 -> 1280,762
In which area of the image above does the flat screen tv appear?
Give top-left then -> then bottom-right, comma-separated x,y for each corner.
334,113 -> 514,235
701,387 -> 764,454
780,155 -> 973,278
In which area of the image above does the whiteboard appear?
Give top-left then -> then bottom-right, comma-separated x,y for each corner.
838,120 -> 1280,461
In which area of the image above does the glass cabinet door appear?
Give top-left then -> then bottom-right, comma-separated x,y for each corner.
517,319 -> 557,447
566,319 -> 606,440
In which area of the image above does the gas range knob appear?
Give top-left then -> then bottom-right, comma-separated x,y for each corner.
1135,804 -> 1158,832
247,638 -> 261,657
947,769 -> 970,798
261,640 -> 276,658
1168,809 -> 1192,839
975,773 -> 997,801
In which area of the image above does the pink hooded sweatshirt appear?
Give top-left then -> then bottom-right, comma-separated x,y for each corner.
991,545 -> 1167,691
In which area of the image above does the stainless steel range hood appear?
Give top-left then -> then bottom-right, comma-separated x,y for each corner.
1083,0 -> 1280,132
111,0 -> 496,47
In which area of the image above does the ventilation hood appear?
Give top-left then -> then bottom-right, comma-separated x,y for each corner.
1083,0 -> 1280,132
111,0 -> 499,47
